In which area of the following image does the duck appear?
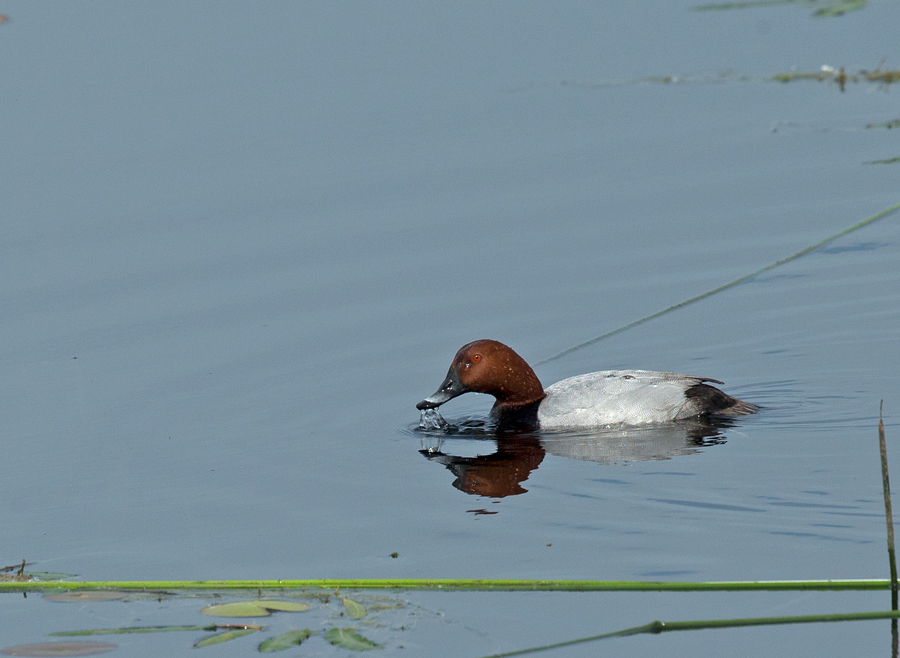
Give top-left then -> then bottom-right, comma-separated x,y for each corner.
416,339 -> 758,429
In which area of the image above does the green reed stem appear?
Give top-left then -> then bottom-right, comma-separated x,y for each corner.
0,578 -> 893,593
478,610 -> 900,658
880,401 -> 899,611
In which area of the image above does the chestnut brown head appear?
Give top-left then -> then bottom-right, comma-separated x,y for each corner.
416,340 -> 545,410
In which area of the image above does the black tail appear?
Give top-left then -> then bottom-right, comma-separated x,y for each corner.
686,383 -> 759,417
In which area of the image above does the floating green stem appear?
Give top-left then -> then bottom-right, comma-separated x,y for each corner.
0,578 -> 893,593
880,402 -> 898,611
478,610 -> 900,658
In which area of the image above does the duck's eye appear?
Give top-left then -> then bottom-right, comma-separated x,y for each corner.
472,354 -> 481,362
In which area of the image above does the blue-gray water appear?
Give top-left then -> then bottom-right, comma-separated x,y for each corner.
1,2 -> 899,656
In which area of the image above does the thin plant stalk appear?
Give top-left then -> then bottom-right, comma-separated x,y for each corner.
536,200 -> 900,365
881,401 -> 898,611
477,610 -> 900,658
0,578 -> 894,593
879,401 -> 899,658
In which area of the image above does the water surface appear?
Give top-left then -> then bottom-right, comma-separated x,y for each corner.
1,1 -> 899,655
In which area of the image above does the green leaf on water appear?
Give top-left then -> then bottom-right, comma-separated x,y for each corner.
343,597 -> 367,619
194,628 -> 258,647
201,602 -> 268,617
324,628 -> 381,651
200,600 -> 310,617
258,629 -> 313,652
51,625 -> 214,636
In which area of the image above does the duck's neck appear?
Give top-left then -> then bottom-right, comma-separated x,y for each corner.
491,354 -> 545,407
490,398 -> 543,431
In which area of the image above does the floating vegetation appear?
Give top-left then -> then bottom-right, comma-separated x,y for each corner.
48,623 -> 315,649
0,561 -> 75,583
194,628 -> 259,647
258,629 -> 313,652
342,597 -> 368,619
0,561 -> 38,583
324,628 -> 381,651
0,643 -> 116,657
23,574 -> 78,582
14,595 -> 388,653
692,0 -> 866,17
554,71 -> 748,90
200,599 -> 310,617
2,577 -> 899,592
695,0 -> 803,11
865,119 -> 900,130
548,64 -> 900,95
811,0 -> 866,16
51,626 -> 215,636
772,65 -> 900,91
865,69 -> 900,84
865,156 -> 900,165
44,592 -> 126,603
771,69 -> 836,83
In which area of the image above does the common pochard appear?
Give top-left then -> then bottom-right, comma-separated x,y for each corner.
416,339 -> 758,429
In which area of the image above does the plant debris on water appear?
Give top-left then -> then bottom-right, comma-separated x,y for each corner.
692,0 -> 866,17
772,65 -> 900,91
0,642 -> 117,657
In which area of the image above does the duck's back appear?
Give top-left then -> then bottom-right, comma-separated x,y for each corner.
537,370 -> 748,428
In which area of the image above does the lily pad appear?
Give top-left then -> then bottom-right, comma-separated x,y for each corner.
194,629 -> 258,647
324,628 -> 381,651
342,598 -> 367,619
0,643 -> 117,657
258,630 -> 313,652
200,600 -> 310,617
43,592 -> 126,603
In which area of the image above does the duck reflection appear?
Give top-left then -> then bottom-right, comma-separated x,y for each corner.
422,436 -> 545,497
418,410 -> 735,498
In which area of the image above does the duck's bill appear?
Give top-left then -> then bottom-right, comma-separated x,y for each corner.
416,389 -> 458,409
416,366 -> 467,410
